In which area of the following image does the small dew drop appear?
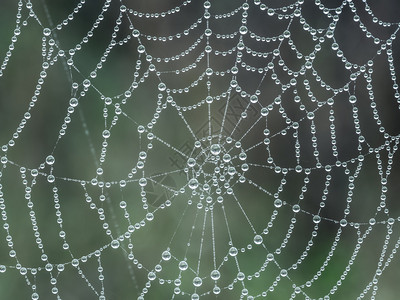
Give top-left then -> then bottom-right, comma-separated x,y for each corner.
280,269 -> 288,277
210,144 -> 221,155
47,175 -> 55,183
146,212 -> 154,221
193,276 -> 202,287
188,178 -> 199,190
83,79 -> 91,88
148,272 -> 156,281
254,235 -> 263,245
191,293 -> 199,300
250,95 -> 258,103
162,250 -> 171,261
274,199 -> 282,208
139,178 -> 147,187
313,215 -> 321,224
43,28 -> 51,36
158,83 -> 166,91
71,259 -> 79,267
69,98 -> 78,107
239,25 -> 248,35
349,95 -> 357,104
237,272 -> 245,281
179,261 -> 188,271
111,240 -> 120,249
292,204 -> 300,213
187,158 -> 196,167
31,292 -> 39,300
210,269 -> 220,280
46,155 -> 55,165
222,154 -> 231,163
102,130 -> 110,139
229,246 -> 238,256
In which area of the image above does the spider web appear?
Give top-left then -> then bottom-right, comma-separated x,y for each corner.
0,0 -> 399,299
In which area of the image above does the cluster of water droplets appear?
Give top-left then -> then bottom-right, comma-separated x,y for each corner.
0,0 -> 399,299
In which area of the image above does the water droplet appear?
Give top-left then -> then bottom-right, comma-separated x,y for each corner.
83,79 -> 91,88
307,112 -> 315,120
239,152 -> 247,161
188,178 -> 198,190
191,294 -> 199,300
69,98 -> 78,107
71,259 -> 79,267
313,215 -> 321,224
31,292 -> 39,300
210,144 -> 221,155
193,276 -> 202,287
250,95 -> 258,103
187,158 -> 196,167
102,130 -> 110,139
139,178 -> 147,187
46,155 -> 55,165
210,269 -> 220,280
237,272 -> 245,281
239,25 -> 248,35
349,95 -> 357,104
337,219 -> 347,227
137,45 -> 145,53
162,250 -> 171,261
254,235 -> 263,245
292,204 -> 300,213
280,269 -> 288,277
146,213 -> 154,221
148,271 -> 156,281
274,199 -> 282,208
228,167 -> 236,176
222,154 -> 231,163
229,246 -> 238,256
47,175 -> 55,183
45,263 -> 53,272
179,261 -> 188,271
267,253 -> 274,261
43,28 -> 51,36
111,240 -> 120,249
158,83 -> 166,91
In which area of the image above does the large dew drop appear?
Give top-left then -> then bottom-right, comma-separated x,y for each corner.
188,178 -> 199,190
210,144 -> 221,155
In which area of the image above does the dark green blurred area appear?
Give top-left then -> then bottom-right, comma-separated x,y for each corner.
0,0 -> 400,299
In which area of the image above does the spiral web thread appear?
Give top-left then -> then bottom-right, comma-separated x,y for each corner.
0,0 -> 399,299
